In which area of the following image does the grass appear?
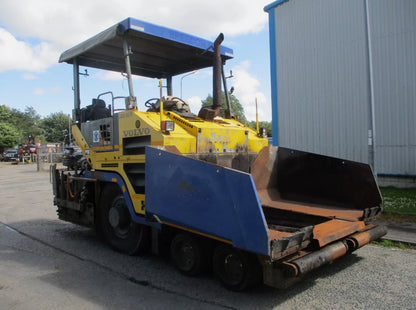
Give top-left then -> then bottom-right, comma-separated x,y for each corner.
379,187 -> 416,222
378,213 -> 416,223
371,188 -> 416,249
372,239 -> 416,250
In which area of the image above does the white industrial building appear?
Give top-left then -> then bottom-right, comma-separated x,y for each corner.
265,0 -> 416,187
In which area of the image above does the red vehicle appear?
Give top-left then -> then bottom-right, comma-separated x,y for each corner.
27,144 -> 37,154
17,143 -> 37,162
17,134 -> 38,160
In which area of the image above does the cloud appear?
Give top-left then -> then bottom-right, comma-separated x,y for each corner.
0,1 -> 269,45
185,96 -> 203,114
231,60 -> 271,121
33,87 -> 60,95
0,28 -> 59,73
0,0 -> 270,73
22,73 -> 39,80
94,70 -> 141,81
94,71 -> 126,81
33,87 -> 46,95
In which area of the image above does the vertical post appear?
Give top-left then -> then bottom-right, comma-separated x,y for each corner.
212,33 -> 224,115
364,0 -> 376,176
167,76 -> 172,96
180,71 -> 198,98
221,65 -> 232,118
256,98 -> 259,134
159,79 -> 165,132
68,114 -> 72,145
159,79 -> 164,121
73,58 -> 80,122
265,8 -> 279,146
123,38 -> 137,109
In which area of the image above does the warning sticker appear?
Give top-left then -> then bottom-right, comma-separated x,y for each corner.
93,130 -> 100,143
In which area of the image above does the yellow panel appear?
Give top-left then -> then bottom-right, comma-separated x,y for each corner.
72,107 -> 268,217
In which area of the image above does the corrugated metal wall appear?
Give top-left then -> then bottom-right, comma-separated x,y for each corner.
370,0 -> 416,175
272,0 -> 370,162
267,0 -> 416,176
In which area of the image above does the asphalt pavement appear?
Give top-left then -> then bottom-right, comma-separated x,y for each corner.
1,161 -> 416,310
379,222 -> 416,245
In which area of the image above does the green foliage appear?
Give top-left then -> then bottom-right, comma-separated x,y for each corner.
0,105 -> 21,147
1,105 -> 44,142
247,121 -> 273,137
0,105 -> 71,145
372,240 -> 416,250
380,187 -> 416,216
0,122 -> 20,147
0,105 -> 12,122
201,93 -> 247,123
40,112 -> 71,143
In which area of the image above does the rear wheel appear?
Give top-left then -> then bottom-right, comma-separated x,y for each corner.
213,245 -> 262,291
99,184 -> 150,255
170,233 -> 209,276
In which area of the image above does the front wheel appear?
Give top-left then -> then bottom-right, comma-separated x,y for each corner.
99,184 -> 150,255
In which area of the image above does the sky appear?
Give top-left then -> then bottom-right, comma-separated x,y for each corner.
0,0 -> 273,122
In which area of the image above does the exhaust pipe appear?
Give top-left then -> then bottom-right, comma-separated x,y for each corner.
198,33 -> 224,120
212,33 -> 224,116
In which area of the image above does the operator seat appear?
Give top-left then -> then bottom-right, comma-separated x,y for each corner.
81,99 -> 111,122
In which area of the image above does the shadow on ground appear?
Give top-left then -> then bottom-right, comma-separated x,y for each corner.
1,218 -> 363,310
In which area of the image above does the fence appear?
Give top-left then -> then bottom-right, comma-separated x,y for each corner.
36,144 -> 64,171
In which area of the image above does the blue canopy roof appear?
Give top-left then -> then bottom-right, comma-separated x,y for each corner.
59,17 -> 234,78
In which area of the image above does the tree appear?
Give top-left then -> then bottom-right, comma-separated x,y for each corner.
21,106 -> 43,138
201,92 -> 247,123
0,105 -> 20,148
0,105 -> 12,122
0,123 -> 20,148
5,106 -> 44,141
248,121 -> 273,137
40,112 -> 71,143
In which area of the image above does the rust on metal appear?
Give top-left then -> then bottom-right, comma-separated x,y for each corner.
251,145 -> 383,221
212,33 -> 224,116
279,224 -> 387,278
268,229 -> 292,240
186,152 -> 257,172
271,239 -> 311,260
290,241 -> 348,275
346,224 -> 387,250
198,33 -> 224,120
281,262 -> 299,277
258,189 -> 364,221
251,146 -> 275,190
269,226 -> 313,260
312,219 -> 365,247
251,146 -> 365,221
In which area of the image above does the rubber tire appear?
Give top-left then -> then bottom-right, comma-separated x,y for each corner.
213,245 -> 262,291
99,184 -> 150,255
170,233 -> 209,276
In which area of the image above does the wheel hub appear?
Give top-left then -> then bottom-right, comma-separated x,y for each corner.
108,205 -> 130,228
179,244 -> 195,270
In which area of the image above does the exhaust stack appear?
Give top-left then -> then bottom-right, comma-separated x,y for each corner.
212,33 -> 224,115
198,33 -> 224,120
